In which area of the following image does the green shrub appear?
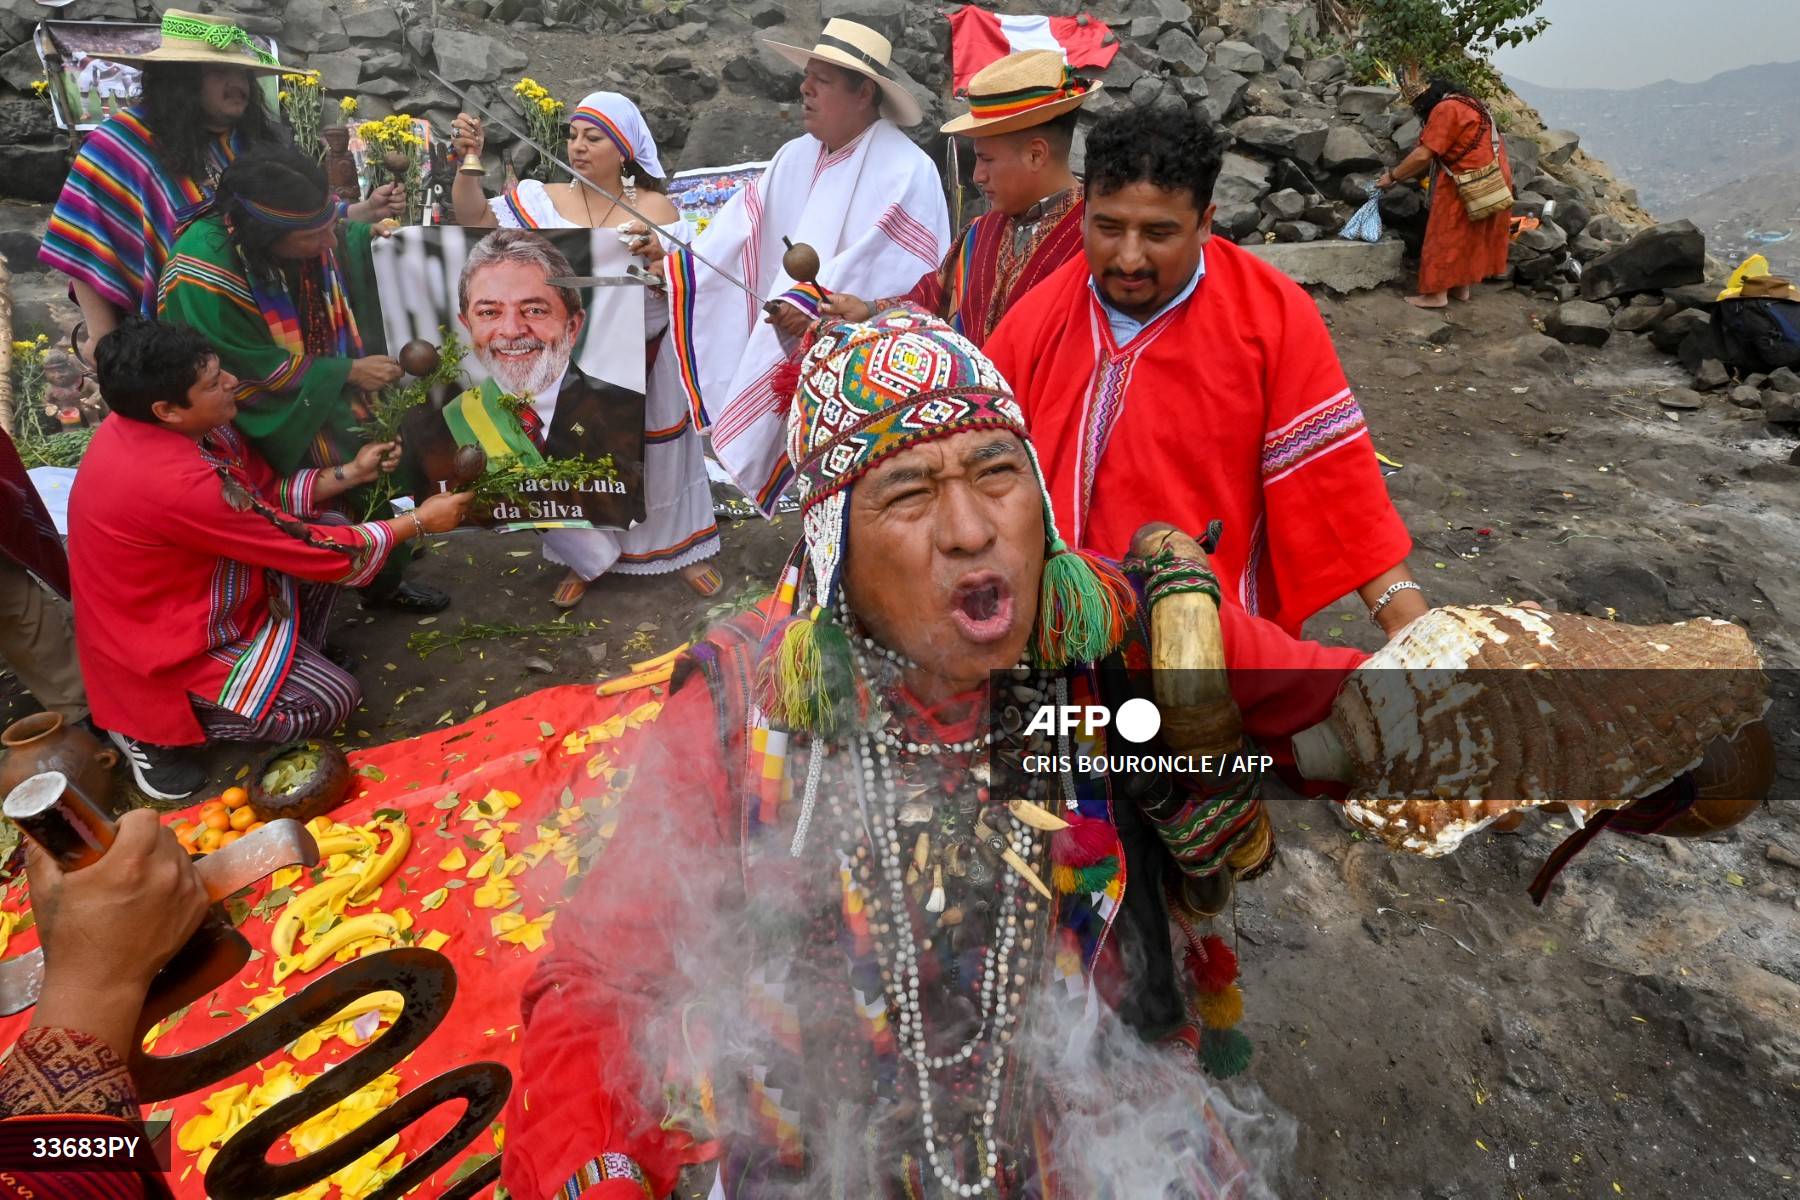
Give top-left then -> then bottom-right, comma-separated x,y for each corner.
1347,0 -> 1549,95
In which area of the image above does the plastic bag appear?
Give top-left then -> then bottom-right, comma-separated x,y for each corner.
1339,186 -> 1383,244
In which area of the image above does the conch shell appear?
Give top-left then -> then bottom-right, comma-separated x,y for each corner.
1293,606 -> 1768,856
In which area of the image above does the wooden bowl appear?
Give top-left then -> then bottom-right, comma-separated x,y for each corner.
249,739 -> 352,825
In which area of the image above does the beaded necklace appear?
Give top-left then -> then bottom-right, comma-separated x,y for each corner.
812,648 -> 1069,1197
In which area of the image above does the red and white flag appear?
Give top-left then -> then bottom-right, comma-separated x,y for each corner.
946,5 -> 1119,94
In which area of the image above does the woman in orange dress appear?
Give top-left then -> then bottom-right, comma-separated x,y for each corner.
1377,78 -> 1513,309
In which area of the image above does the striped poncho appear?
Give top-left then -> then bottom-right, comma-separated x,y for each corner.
159,214 -> 386,475
38,106 -> 245,319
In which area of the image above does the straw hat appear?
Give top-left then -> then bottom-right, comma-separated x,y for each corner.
940,50 -> 1100,138
764,19 -> 924,128
101,9 -> 284,75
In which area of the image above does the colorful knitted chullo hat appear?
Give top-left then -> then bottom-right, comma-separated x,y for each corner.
763,306 -> 1132,736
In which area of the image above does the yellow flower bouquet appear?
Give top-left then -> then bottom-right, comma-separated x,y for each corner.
279,70 -> 324,161
512,77 -> 565,182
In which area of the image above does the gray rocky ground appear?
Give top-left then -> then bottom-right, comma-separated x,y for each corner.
1,1 -> 1797,1197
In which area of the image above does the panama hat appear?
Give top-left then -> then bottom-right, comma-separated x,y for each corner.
101,9 -> 284,75
764,19 -> 924,128
940,50 -> 1101,138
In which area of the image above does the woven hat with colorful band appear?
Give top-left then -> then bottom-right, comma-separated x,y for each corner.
940,50 -> 1102,138
763,305 -> 1133,736
100,9 -> 284,75
569,91 -> 665,180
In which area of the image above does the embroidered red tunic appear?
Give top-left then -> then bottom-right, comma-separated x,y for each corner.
1417,96 -> 1514,296
68,416 -> 395,746
986,240 -> 1412,635
898,188 -> 1087,347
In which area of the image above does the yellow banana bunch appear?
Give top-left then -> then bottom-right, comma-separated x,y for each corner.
295,913 -> 399,975
271,875 -> 359,960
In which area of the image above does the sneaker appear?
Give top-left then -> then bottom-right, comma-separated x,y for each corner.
107,730 -> 206,802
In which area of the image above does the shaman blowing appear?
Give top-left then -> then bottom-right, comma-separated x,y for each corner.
502,308 -> 1363,1199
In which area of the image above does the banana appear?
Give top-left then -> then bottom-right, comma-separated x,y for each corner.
347,820 -> 412,905
295,912 -> 399,974
321,990 -> 404,1025
271,874 -> 359,959
314,831 -> 370,858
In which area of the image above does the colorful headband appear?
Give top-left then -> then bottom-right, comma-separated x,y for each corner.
238,195 -> 338,232
571,106 -> 632,159
966,65 -> 1084,121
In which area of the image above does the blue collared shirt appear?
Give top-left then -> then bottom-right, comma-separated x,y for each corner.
1089,249 -> 1207,344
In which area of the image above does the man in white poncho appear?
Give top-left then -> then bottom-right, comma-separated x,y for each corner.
649,19 -> 952,511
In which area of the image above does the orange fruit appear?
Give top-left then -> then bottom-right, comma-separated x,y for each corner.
177,823 -> 203,849
229,806 -> 256,831
199,799 -> 225,816
218,830 -> 242,846
221,786 -> 250,810
245,821 -> 266,833
204,810 -> 231,831
197,828 -> 223,853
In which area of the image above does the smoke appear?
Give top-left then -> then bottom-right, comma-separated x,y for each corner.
563,704 -> 1296,1198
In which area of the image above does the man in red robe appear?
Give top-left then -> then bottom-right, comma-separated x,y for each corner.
986,105 -> 1427,639
822,51 -> 1094,347
68,320 -> 470,799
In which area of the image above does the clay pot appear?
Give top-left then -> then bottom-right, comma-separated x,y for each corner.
0,712 -> 120,816
248,739 -> 352,825
1653,722 -> 1775,838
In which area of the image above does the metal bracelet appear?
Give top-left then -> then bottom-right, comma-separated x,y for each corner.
1367,579 -> 1423,624
409,509 -> 426,540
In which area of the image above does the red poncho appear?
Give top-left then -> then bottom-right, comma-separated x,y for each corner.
68,417 -> 396,746
986,240 -> 1412,636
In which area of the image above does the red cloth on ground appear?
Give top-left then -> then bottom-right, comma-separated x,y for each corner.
986,241 -> 1413,636
0,431 -> 71,598
1417,97 -> 1513,296
0,682 -> 668,1199
68,416 -> 395,745
501,674 -> 725,1200
900,193 -> 1086,347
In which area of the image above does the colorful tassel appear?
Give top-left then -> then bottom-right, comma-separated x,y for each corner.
1186,934 -> 1238,994
1030,541 -> 1134,669
1200,1027 -> 1253,1078
1050,856 -> 1120,895
759,607 -> 857,736
1051,812 -> 1118,867
1194,983 -> 1244,1031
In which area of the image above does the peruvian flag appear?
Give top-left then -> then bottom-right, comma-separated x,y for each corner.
946,6 -> 1119,94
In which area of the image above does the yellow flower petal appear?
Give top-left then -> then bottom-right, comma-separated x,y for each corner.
291,1029 -> 325,1061
438,846 -> 467,871
419,929 -> 451,952
467,845 -> 504,879
471,876 -> 517,909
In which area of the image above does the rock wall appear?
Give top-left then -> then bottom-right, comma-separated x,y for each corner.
0,0 -> 1741,397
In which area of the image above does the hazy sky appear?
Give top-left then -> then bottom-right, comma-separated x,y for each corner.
1493,0 -> 1800,90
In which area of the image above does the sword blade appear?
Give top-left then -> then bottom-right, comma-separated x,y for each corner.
430,72 -> 767,302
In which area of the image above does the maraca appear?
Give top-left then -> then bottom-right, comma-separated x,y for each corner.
782,236 -> 821,286
398,339 -> 441,378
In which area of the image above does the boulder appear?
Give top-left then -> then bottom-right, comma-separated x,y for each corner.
0,230 -> 44,273
1320,125 -> 1380,172
820,0 -> 907,40
1199,64 -> 1249,123
1242,8 -> 1292,65
1242,78 -> 1290,117
0,140 -> 69,204
1213,203 -> 1262,240
359,74 -> 413,100
1692,358 -> 1731,391
1230,115 -> 1328,164
1648,307 -> 1711,353
1655,387 -> 1705,411
1585,215 -> 1629,243
1502,133 -> 1541,188
655,51 -> 693,74
1378,184 -> 1425,223
1246,240 -> 1406,292
406,25 -> 433,59
1540,129 -> 1580,168
1303,54 -> 1348,86
342,5 -> 402,41
1664,283 -> 1722,311
1762,395 -> 1800,426
1273,219 -> 1322,243
1677,325 -> 1725,373
1130,8 -> 1187,42
433,30 -> 527,84
1157,29 -> 1209,77
745,0 -> 786,28
1337,86 -> 1398,117
1548,199 -> 1591,237
683,106 -> 786,167
314,54 -> 364,93
1545,300 -> 1612,347
1214,151 -> 1270,209
1766,367 -> 1800,393
1728,386 -> 1764,409
1393,116 -> 1421,153
1571,233 -> 1610,262
0,40 -> 41,92
1580,220 -> 1707,301
1612,300 -> 1676,333
1261,188 -> 1308,220
1516,222 -> 1568,256
0,95 -> 57,147
280,0 -> 350,54
1211,40 -> 1265,75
